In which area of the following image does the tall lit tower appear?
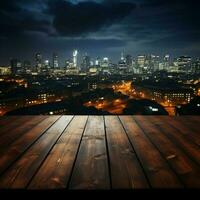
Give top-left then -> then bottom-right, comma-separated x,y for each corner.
73,50 -> 78,68
35,53 -> 42,73
53,53 -> 59,69
164,54 -> 170,71
121,52 -> 125,61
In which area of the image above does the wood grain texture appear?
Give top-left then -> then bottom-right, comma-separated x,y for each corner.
0,116 -> 61,175
105,116 -> 149,189
29,116 -> 88,189
0,115 -> 199,190
120,116 -> 182,188
0,116 -> 47,153
135,116 -> 200,188
0,116 -> 73,189
69,116 -> 110,190
151,117 -> 200,166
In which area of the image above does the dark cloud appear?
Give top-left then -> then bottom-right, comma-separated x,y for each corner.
0,0 -> 51,37
48,0 -> 136,36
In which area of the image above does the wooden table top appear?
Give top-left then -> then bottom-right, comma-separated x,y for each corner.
0,115 -> 200,189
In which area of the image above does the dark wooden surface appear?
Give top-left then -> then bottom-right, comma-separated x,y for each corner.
0,115 -> 200,189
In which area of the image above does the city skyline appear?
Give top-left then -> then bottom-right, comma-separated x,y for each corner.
1,49 -> 200,67
0,0 -> 200,65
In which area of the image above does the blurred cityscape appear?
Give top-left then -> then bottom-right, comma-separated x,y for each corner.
0,50 -> 200,116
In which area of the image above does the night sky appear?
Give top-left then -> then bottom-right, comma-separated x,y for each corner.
0,0 -> 200,65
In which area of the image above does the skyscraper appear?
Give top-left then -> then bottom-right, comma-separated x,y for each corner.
73,50 -> 78,68
23,60 -> 31,74
175,56 -> 192,73
125,54 -> 133,72
137,55 -> 145,74
35,53 -> 42,73
81,54 -> 90,72
118,53 -> 127,75
10,59 -> 22,75
95,57 -> 101,66
164,55 -> 170,71
53,53 -> 59,69
66,50 -> 79,75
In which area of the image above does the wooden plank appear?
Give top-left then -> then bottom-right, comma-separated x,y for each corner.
135,116 -> 200,188
29,116 -> 88,189
0,116 -> 48,153
0,116 -> 61,175
0,115 -> 73,189
162,116 -> 200,146
150,116 -> 200,167
186,116 -> 200,123
119,116 -> 182,188
0,116 -> 18,127
0,116 -> 36,136
104,116 -> 149,189
69,116 -> 110,190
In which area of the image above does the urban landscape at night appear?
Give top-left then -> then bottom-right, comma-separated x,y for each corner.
0,50 -> 200,116
1,0 -> 200,192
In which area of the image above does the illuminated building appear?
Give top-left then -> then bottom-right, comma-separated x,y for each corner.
0,66 -> 11,75
53,53 -> 59,69
95,57 -> 101,66
135,85 -> 194,105
137,55 -> 145,66
118,52 -> 128,75
174,56 -> 192,73
65,50 -> 79,75
102,57 -> 109,68
73,50 -> 78,68
35,53 -> 42,73
137,55 -> 145,74
151,55 -> 160,72
88,82 -> 98,91
10,59 -> 23,75
88,67 -> 98,76
101,57 -> 110,74
23,61 -> 32,74
125,55 -> 133,67
65,59 -> 73,69
41,60 -> 50,74
191,58 -> 200,74
81,54 -> 90,72
163,54 -> 170,71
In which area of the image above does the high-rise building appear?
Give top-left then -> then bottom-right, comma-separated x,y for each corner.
65,59 -> 73,70
150,55 -> 160,72
73,50 -> 78,68
40,60 -> 50,74
81,54 -> 90,72
137,55 -> 146,74
94,57 -> 101,67
35,53 -> 42,73
10,59 -> 22,75
125,55 -> 133,67
53,53 -> 59,69
192,58 -> 200,74
0,66 -> 11,75
118,52 -> 127,74
126,54 -> 133,73
66,50 -> 79,75
23,60 -> 32,74
102,57 -> 109,68
101,57 -> 110,74
163,54 -> 170,71
175,56 -> 192,73
44,60 -> 50,69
